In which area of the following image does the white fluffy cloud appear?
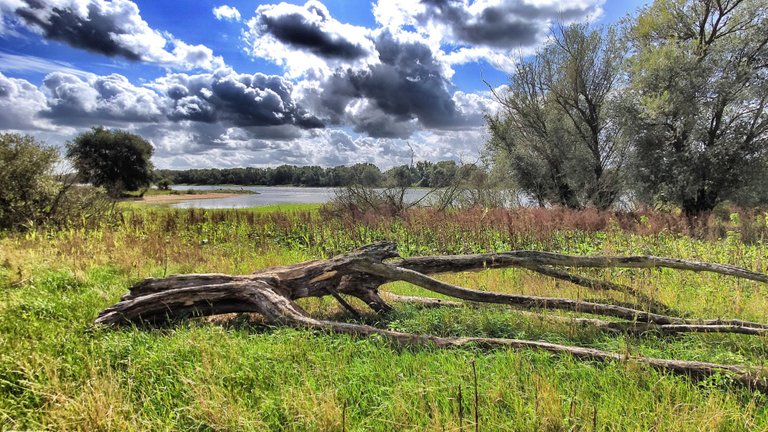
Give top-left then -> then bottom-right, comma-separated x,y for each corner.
41,72 -> 166,125
0,71 -> 53,130
212,4 -> 241,22
152,68 -> 322,129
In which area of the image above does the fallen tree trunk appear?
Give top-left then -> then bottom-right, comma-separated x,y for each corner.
96,242 -> 768,391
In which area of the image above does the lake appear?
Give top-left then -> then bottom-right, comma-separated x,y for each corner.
169,185 -> 431,208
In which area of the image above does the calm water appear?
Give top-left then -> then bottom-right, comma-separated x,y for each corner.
169,185 -> 431,208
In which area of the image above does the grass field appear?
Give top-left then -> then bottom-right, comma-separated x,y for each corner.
1,206 -> 767,430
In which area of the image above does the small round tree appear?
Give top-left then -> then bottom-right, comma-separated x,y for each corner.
67,127 -> 154,198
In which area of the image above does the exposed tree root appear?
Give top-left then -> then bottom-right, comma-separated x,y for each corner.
96,242 -> 768,391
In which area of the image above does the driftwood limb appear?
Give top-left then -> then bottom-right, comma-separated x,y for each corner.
518,264 -> 676,313
393,251 -> 768,283
385,294 -> 768,336
95,242 -> 768,391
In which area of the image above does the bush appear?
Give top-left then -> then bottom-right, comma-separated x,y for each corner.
0,133 -> 110,231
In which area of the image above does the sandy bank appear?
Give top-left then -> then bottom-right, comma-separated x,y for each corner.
135,193 -> 242,203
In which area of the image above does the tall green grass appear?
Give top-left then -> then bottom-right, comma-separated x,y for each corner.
1,206 -> 767,430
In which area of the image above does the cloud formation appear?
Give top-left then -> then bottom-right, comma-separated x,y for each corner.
309,30 -> 485,138
0,0 -> 224,70
0,71 -> 51,130
0,0 -> 606,169
41,72 -> 165,125
212,4 -> 240,22
244,0 -> 376,78
416,0 -> 602,48
250,1 -> 370,60
373,0 -> 603,70
155,68 -> 323,130
245,2 -> 490,138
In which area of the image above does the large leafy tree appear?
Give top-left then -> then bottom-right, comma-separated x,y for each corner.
487,23 -> 628,209
627,0 -> 768,215
67,127 -> 155,197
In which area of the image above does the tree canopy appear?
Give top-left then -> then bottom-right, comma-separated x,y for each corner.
626,0 -> 768,215
487,23 -> 628,209
67,127 -> 155,198
485,1 -> 767,214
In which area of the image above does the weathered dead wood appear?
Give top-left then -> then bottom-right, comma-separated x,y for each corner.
517,264 -> 675,313
95,241 -> 768,391
385,294 -> 768,336
393,251 -> 768,283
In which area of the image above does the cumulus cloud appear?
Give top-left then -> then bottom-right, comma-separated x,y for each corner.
311,31 -> 487,138
0,0 -> 224,70
239,2 -> 502,138
154,68 -> 323,129
212,4 -> 240,22
41,72 -> 165,125
373,0 -> 603,70
378,0 -> 603,46
244,0 -> 375,78
0,71 -> 53,130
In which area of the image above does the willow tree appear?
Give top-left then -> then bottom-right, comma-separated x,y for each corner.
627,0 -> 768,216
487,23 -> 628,209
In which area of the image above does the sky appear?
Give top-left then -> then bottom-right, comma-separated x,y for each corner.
0,0 -> 649,170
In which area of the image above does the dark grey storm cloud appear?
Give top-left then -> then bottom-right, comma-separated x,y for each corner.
419,0 -> 600,48
254,8 -> 367,60
163,69 -> 323,129
317,31 -> 479,138
15,0 -> 141,59
2,0 -> 222,69
250,1 -> 370,61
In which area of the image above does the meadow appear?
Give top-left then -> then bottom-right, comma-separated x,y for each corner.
1,205 -> 768,431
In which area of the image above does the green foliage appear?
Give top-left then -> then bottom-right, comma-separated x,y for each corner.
155,176 -> 172,190
0,134 -> 110,231
487,23 -> 628,210
67,127 -> 154,197
0,134 -> 59,230
626,0 -> 768,215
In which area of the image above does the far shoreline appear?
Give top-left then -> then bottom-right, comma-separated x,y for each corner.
130,192 -> 245,204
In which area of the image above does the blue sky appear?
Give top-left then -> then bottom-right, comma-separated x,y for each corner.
0,0 -> 649,169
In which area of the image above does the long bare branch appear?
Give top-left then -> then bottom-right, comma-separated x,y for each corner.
395,251 -> 768,284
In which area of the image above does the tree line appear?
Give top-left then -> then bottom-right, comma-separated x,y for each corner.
486,0 -> 768,216
156,160 -> 470,189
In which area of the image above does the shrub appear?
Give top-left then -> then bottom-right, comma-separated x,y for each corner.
0,133 -> 110,231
